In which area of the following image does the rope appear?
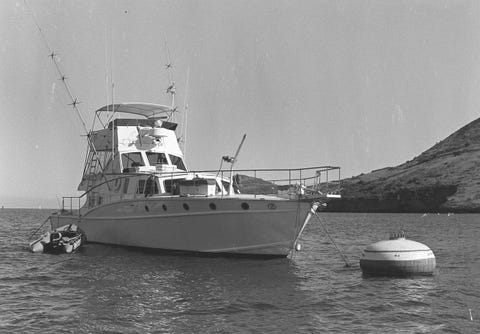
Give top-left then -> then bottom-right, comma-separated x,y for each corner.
28,216 -> 50,241
314,213 -> 351,267
289,200 -> 303,259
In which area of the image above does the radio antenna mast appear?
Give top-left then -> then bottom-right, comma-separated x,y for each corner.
180,66 -> 190,161
104,23 -> 116,126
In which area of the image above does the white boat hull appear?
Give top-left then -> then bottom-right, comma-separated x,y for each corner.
50,197 -> 313,257
30,239 -> 45,253
63,236 -> 82,253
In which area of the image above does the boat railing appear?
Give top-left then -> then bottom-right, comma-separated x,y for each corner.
155,166 -> 341,199
60,196 -> 84,215
61,166 -> 341,217
60,174 -> 141,216
211,165 -> 342,199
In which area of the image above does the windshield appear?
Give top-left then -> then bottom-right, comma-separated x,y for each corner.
164,178 -> 185,195
121,152 -> 144,172
169,155 -> 186,171
222,180 -> 240,194
146,152 -> 168,166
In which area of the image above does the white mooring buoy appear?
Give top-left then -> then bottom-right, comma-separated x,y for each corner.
360,232 -> 436,277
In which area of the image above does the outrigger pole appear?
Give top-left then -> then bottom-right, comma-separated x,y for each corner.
164,37 -> 191,161
164,36 -> 176,118
24,0 -> 105,176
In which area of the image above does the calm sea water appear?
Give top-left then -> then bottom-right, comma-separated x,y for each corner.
0,209 -> 479,333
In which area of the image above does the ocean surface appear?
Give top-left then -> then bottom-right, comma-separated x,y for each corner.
0,209 -> 479,333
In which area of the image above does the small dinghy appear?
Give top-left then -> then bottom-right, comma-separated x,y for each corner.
30,224 -> 83,254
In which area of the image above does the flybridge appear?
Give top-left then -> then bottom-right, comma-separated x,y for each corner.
90,102 -> 183,155
78,102 -> 187,191
90,119 -> 180,153
89,102 -> 182,152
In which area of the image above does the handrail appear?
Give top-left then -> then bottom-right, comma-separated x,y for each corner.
61,165 -> 341,214
78,165 -> 340,196
181,166 -> 340,174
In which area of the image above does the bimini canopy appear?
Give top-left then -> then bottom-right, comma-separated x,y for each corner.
96,103 -> 173,118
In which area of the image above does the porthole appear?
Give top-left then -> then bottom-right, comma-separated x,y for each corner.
241,202 -> 249,210
162,204 -> 167,211
183,203 -> 190,211
267,203 -> 277,210
209,203 -> 217,210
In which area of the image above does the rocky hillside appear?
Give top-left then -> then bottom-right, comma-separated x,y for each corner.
328,118 -> 480,212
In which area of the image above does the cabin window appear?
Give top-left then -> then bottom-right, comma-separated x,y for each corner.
122,152 -> 145,172
88,194 -> 95,207
145,177 -> 159,195
169,155 -> 186,170
109,178 -> 122,192
146,152 -> 168,166
123,178 -> 130,193
164,179 -> 184,195
136,179 -> 146,194
222,181 -> 240,194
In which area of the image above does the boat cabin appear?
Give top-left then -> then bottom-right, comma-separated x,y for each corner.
77,103 -> 238,209
84,172 -> 238,208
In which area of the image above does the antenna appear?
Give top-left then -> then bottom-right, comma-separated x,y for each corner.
104,23 -> 110,122
104,25 -> 116,126
181,66 -> 190,161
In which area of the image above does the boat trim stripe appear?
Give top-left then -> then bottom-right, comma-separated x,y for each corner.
364,249 -> 432,253
81,209 -> 293,220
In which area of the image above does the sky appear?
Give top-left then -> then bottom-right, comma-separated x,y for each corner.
1,0 -> 480,208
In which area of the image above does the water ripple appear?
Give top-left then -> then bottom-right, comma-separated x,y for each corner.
1,210 -> 479,333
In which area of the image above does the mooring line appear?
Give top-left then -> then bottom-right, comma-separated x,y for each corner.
314,213 -> 351,267
28,216 -> 50,241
